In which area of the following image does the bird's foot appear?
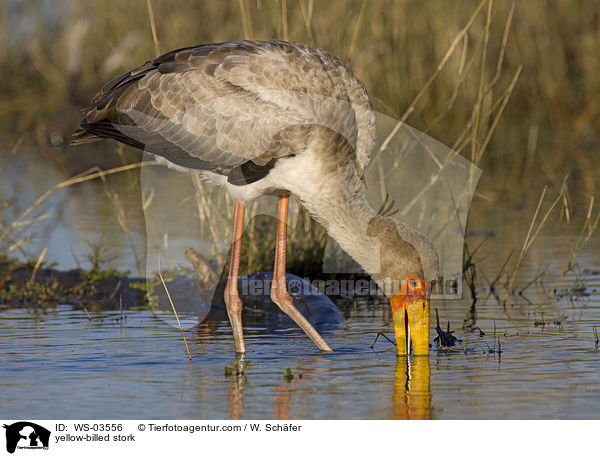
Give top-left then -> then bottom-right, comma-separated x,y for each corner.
271,284 -> 333,352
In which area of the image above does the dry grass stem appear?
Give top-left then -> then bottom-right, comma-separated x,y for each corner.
471,0 -> 493,164
486,1 -> 516,90
0,162 -> 158,246
30,247 -> 47,283
486,249 -> 513,293
452,70 -> 522,153
348,0 -> 367,61
503,180 -> 567,302
8,236 -> 32,253
281,0 -> 289,42
158,253 -> 192,360
12,212 -> 52,228
297,0 -> 315,46
238,0 -> 253,40
99,174 -> 142,275
81,305 -> 92,320
560,185 -> 571,224
548,195 -> 600,298
475,65 -> 522,163
375,0 -> 487,159
146,0 -> 161,57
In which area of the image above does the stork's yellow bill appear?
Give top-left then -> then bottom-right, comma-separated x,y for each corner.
390,276 -> 430,356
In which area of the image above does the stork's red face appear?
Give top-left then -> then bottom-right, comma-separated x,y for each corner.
390,276 -> 430,356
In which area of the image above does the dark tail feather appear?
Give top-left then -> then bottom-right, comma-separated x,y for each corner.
71,120 -> 146,151
70,128 -> 103,146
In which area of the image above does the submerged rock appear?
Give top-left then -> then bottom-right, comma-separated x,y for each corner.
152,272 -> 344,328
227,271 -> 344,327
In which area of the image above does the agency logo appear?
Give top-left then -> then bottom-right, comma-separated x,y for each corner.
3,422 -> 50,454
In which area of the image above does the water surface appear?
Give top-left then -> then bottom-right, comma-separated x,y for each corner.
1,262 -> 598,419
1,147 -> 599,419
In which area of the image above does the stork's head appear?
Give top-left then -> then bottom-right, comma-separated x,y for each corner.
390,276 -> 430,356
367,216 -> 439,356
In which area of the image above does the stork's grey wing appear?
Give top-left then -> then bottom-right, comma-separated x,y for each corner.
75,41 -> 376,182
208,41 -> 376,168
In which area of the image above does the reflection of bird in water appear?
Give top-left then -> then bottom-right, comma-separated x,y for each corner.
226,358 -> 246,420
393,356 -> 431,419
74,40 -> 439,354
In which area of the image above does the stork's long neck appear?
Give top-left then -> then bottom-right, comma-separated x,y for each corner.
276,150 -> 382,276
313,186 -> 381,275
273,138 -> 438,289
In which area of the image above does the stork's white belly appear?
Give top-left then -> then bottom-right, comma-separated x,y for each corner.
201,171 -> 272,202
148,145 -> 344,205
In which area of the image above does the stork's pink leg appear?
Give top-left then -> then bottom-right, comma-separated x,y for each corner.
271,192 -> 333,352
225,201 -> 246,353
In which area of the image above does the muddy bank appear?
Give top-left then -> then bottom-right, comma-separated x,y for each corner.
0,258 -> 146,309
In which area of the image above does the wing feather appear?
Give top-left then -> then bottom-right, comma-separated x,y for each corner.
74,40 -> 376,182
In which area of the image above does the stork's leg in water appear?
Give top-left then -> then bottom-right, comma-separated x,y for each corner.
270,192 -> 333,352
225,201 -> 246,354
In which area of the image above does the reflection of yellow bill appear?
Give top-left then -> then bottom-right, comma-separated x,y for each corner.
390,277 -> 430,356
393,356 -> 431,419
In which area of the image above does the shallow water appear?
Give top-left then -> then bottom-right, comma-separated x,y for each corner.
1,147 -> 599,419
1,262 -> 599,419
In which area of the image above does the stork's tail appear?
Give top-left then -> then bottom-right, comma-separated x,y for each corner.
70,126 -> 103,146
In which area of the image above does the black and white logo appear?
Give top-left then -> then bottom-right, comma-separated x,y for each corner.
3,422 -> 50,454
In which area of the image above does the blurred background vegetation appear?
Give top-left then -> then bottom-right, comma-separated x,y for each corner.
1,0 -> 598,189
0,0 -> 598,277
